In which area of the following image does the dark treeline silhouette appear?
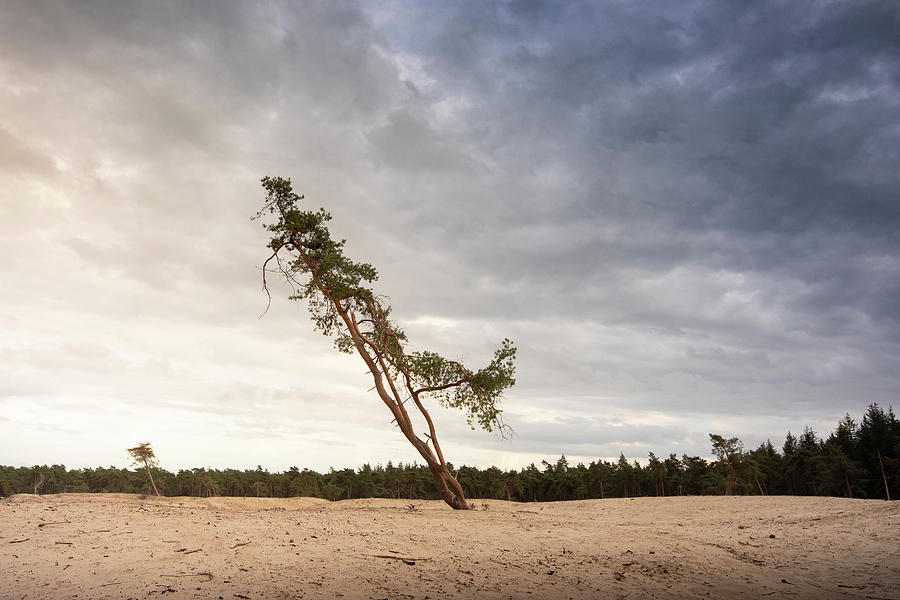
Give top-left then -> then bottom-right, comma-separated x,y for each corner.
3,404 -> 897,501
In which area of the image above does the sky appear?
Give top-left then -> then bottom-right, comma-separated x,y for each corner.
2,1 -> 898,474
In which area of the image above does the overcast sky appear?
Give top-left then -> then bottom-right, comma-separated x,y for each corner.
2,1 -> 898,473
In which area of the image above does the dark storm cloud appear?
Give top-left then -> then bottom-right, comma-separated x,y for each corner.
348,0 -> 900,453
367,1 -> 900,339
366,108 -> 478,171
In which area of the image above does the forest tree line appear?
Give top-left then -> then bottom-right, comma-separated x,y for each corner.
2,404 -> 897,502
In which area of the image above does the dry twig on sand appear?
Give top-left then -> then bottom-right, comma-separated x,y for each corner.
161,572 -> 213,582
369,554 -> 431,562
230,541 -> 251,549
38,521 -> 70,528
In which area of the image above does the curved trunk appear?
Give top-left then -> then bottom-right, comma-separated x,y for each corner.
428,463 -> 469,509
146,464 -> 161,496
341,305 -> 471,509
288,238 -> 472,510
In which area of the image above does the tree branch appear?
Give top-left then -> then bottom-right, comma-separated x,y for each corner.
413,378 -> 470,396
258,249 -> 280,319
409,389 -> 447,467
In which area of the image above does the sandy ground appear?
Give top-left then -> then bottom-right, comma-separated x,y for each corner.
1,494 -> 898,599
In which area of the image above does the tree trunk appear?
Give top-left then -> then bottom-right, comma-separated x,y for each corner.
878,450 -> 891,501
337,305 -> 471,510
427,463 -> 469,509
145,464 -> 161,496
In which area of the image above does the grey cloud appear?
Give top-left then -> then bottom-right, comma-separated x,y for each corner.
251,0 -> 900,445
0,126 -> 56,175
440,410 -> 701,461
366,1 -> 900,348
383,1 -> 898,230
512,415 -> 690,449
366,108 -> 477,172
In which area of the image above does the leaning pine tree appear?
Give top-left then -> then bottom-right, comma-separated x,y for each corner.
255,176 -> 517,510
127,442 -> 161,497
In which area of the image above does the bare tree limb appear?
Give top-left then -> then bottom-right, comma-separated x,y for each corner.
258,249 -> 280,319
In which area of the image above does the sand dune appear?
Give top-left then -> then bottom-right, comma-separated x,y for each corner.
1,493 -> 897,599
